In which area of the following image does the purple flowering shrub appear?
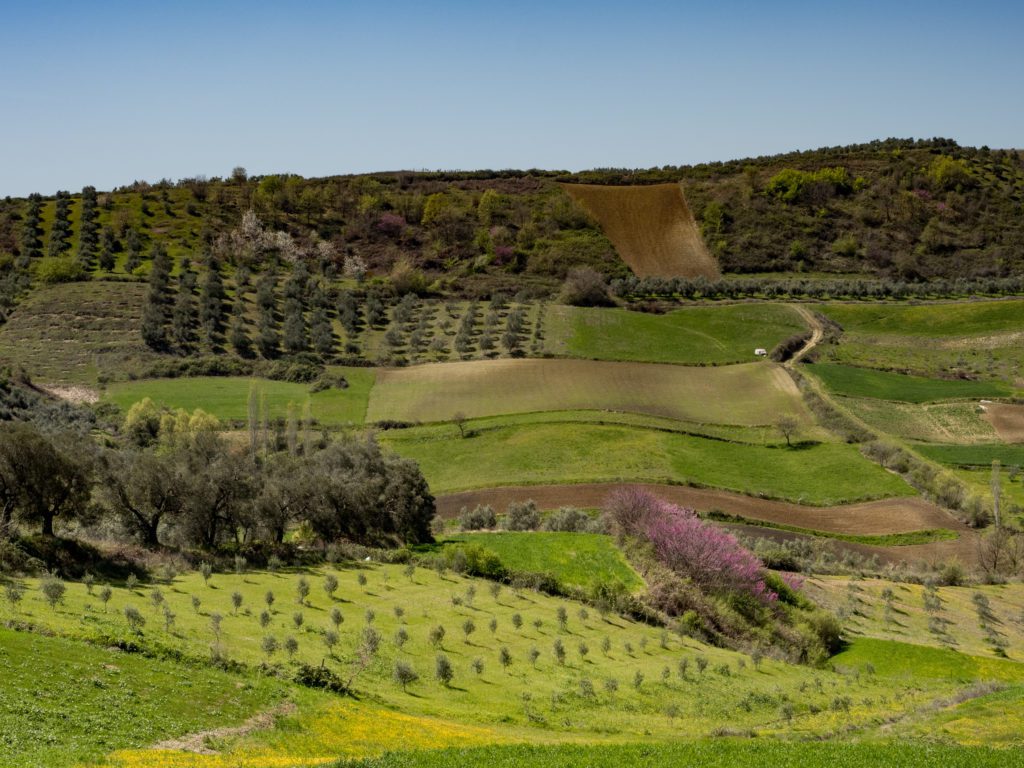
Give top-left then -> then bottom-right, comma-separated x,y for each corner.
606,487 -> 776,604
376,212 -> 407,236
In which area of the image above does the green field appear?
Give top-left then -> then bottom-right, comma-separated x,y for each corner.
367,359 -> 812,427
913,443 -> 1024,467
338,742 -> 1024,768
0,627 -> 287,768
817,301 -> 1024,385
806,363 -> 1012,403
380,420 -> 915,504
442,532 -> 644,592
104,370 -> 375,425
544,303 -> 806,365
822,300 -> 1024,338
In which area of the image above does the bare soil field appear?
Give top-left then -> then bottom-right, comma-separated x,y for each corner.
984,402 -> 1024,443
435,482 -> 966,535
561,183 -> 719,279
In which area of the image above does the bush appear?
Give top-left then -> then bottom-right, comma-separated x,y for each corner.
504,500 -> 541,531
35,257 -> 86,284
294,663 -> 348,694
459,504 -> 497,531
559,266 -> 613,307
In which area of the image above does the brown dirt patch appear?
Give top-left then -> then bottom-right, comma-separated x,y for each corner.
151,702 -> 296,754
984,402 -> 1024,443
561,183 -> 719,279
38,385 -> 100,404
436,482 -> 970,536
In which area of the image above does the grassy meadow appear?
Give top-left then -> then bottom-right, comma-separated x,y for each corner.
543,303 -> 806,365
104,370 -> 375,426
0,627 -> 289,768
380,419 -> 914,503
805,363 -> 1012,403
440,532 -> 645,592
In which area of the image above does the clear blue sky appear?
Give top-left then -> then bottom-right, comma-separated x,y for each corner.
2,1 -> 1022,196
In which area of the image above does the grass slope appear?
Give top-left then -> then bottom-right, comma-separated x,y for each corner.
441,532 -> 644,592
104,370 -> 374,425
0,627 -> 286,768
381,421 -> 914,503
3,566 -> 1012,766
561,183 -> 718,279
544,303 -> 806,365
807,578 -> 1024,662
368,359 -> 811,427
806,363 -> 1012,403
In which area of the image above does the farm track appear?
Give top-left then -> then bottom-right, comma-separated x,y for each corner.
435,483 -> 978,565
788,305 -> 824,365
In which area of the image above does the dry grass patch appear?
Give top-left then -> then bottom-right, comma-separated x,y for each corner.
0,281 -> 154,384
367,359 -> 811,427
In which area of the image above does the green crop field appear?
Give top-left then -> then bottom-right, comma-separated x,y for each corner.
380,420 -> 914,503
104,370 -> 375,425
544,303 -> 806,365
441,532 -> 644,592
805,363 -> 1013,403
821,301 -> 1024,338
913,443 -> 1024,467
367,359 -> 812,427
0,627 -> 287,768
337,741 -> 1024,768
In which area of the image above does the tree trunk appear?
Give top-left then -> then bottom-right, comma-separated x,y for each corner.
42,514 -> 54,537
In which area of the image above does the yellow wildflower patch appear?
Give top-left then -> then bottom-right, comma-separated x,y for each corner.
99,699 -> 506,768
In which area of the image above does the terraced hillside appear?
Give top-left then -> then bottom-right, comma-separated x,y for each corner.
561,183 -> 718,279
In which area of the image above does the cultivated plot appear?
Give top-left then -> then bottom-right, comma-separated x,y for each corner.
544,303 -> 806,365
368,358 -> 811,427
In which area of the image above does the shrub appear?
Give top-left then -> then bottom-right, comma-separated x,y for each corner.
294,663 -> 347,694
560,266 -> 613,307
459,504 -> 497,531
504,500 -> 541,531
35,257 -> 86,284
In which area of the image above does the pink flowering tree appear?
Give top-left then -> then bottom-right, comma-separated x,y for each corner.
606,487 -> 777,604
